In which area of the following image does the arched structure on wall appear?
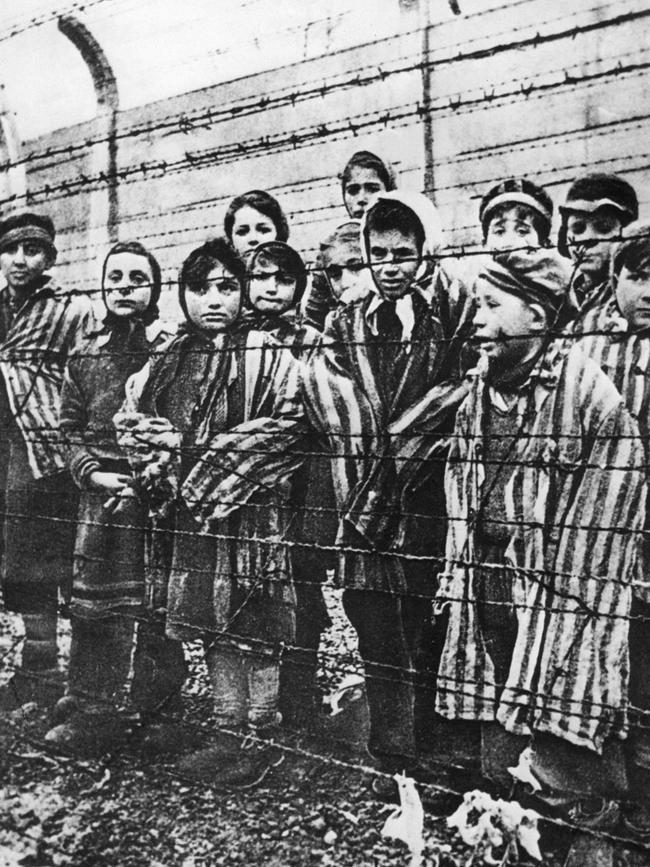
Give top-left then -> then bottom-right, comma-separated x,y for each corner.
58,14 -> 119,243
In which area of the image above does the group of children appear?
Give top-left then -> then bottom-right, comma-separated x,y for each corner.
0,150 -> 649,864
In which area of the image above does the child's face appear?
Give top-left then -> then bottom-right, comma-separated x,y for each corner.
0,241 -> 50,291
566,210 -> 622,280
344,167 -> 386,219
231,206 -> 277,257
184,263 -> 241,332
485,206 -> 540,252
325,242 -> 365,301
248,258 -> 296,314
473,280 -> 545,366
368,228 -> 420,301
615,262 -> 650,331
103,252 -> 153,319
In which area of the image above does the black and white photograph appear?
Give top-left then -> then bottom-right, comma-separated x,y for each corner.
0,1 -> 648,864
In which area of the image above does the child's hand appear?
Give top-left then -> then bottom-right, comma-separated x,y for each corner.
89,471 -> 132,493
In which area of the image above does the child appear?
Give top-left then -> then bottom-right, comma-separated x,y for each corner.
435,249 -> 645,864
578,221 -> 650,847
303,191 -> 456,793
118,238 -> 305,784
341,150 -> 397,220
43,241 -> 180,754
224,189 -> 290,260
303,150 -> 397,331
479,177 -> 553,252
0,212 -> 94,712
245,240 -> 309,344
318,221 -> 370,306
245,241 -> 330,728
558,172 -> 638,331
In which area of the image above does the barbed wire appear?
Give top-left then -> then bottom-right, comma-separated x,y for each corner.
3,0 -> 641,176
7,55 -> 650,213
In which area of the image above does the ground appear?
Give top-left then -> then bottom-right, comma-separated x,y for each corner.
0,589 -> 642,866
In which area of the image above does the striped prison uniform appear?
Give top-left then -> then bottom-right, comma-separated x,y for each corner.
436,340 -> 646,753
0,279 -> 94,478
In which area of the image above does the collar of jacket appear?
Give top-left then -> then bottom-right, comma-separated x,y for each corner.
365,289 -> 428,349
468,338 -> 568,394
1,275 -> 56,313
570,272 -> 612,315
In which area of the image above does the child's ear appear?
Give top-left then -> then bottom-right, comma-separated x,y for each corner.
528,302 -> 548,333
46,248 -> 57,268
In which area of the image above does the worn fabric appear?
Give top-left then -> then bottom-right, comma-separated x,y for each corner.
303,289 -> 455,592
123,328 -> 305,648
567,276 -> 613,334
246,310 -> 332,722
577,298 -> 650,603
2,437 -> 78,614
0,279 -> 94,479
67,614 -> 135,704
60,323 -> 166,618
436,341 -> 645,753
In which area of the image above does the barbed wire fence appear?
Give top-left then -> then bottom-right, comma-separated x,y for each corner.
1,1 -> 650,864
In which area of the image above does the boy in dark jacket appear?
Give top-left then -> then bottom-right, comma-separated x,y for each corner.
558,172 -> 638,332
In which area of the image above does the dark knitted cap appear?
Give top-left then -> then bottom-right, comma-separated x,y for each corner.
479,178 -> 553,241
558,173 -> 638,257
560,173 -> 638,221
611,220 -> 650,275
479,249 -> 571,315
0,211 -> 57,256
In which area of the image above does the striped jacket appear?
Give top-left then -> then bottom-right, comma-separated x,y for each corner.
0,280 -> 94,478
436,341 -> 646,752
302,290 -> 455,591
123,327 -> 306,526
577,298 -> 650,602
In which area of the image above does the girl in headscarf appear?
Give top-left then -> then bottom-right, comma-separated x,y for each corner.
45,240 -> 176,755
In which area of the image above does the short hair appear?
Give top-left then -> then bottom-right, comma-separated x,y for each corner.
102,240 -> 162,325
0,211 -> 57,261
485,203 -> 549,246
247,241 -> 307,306
341,151 -> 397,192
223,190 -> 289,244
364,200 -> 425,255
479,177 -> 553,245
612,221 -> 650,277
179,238 -> 245,297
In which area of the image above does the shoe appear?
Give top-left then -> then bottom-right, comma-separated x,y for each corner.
51,694 -> 82,725
211,751 -> 273,788
175,736 -> 244,783
370,774 -> 398,801
44,713 -> 130,757
563,832 -> 614,867
566,797 -> 620,831
623,806 -> 650,843
140,721 -> 203,758
0,669 -> 64,713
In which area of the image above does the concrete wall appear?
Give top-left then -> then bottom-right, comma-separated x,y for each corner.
3,0 -> 649,317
